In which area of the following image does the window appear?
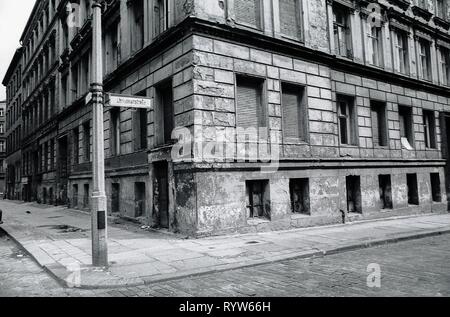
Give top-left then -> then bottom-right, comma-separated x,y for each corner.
333,4 -> 352,58
418,39 -> 432,81
154,0 -> 169,36
246,180 -> 270,220
423,110 -> 436,149
338,95 -> 357,145
50,140 -> 55,170
234,0 -> 263,29
110,108 -> 121,156
281,83 -> 307,142
71,65 -> 78,101
439,46 -> 450,86
430,173 -> 442,203
105,20 -> 121,75
371,101 -> 388,147
83,184 -> 90,208
0,108 -> 4,116
135,182 -> 146,217
61,75 -> 68,107
132,91 -> 148,151
407,174 -> 419,205
290,179 -> 310,215
72,184 -> 78,207
83,121 -> 91,162
73,127 -> 80,165
399,106 -> 414,149
0,124 -> 4,134
346,176 -> 362,213
393,29 -> 409,74
367,26 -> 383,67
155,81 -> 174,146
132,0 -> 145,51
279,0 -> 303,40
133,108 -> 148,151
236,76 -> 266,129
436,0 -> 446,19
80,54 -> 90,95
111,183 -> 120,213
379,175 -> 393,210
0,141 -> 5,152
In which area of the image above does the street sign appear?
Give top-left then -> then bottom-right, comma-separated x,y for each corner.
105,93 -> 153,109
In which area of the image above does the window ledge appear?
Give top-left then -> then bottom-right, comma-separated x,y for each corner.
291,213 -> 311,220
247,218 -> 271,225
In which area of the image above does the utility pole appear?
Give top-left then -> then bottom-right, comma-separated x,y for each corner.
90,0 -> 108,267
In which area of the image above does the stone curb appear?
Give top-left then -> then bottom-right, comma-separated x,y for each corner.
2,224 -> 450,290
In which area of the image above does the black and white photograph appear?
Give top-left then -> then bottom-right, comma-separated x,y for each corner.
0,0 -> 449,303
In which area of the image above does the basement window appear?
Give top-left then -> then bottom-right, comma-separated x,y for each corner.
83,184 -> 90,208
407,174 -> 419,205
72,184 -> 78,208
290,179 -> 310,215
246,180 -> 271,220
379,175 -> 393,210
346,176 -> 362,214
430,173 -> 442,203
135,182 -> 146,218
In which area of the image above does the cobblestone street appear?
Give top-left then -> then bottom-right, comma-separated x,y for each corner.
1,228 -> 449,297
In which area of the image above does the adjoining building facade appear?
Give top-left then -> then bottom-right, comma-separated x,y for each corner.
3,0 -> 450,237
0,100 -> 6,196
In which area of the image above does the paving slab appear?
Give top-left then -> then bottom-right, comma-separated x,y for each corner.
0,200 -> 449,289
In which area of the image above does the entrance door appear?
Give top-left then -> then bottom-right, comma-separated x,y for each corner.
154,162 -> 169,229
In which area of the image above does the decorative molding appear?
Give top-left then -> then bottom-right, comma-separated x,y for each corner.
411,5 -> 433,22
433,16 -> 450,30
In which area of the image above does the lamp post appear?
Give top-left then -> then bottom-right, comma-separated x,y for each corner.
90,0 -> 108,267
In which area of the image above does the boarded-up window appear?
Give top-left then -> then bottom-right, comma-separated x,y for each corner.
371,101 -> 387,147
236,77 -> 266,128
280,0 -> 302,39
235,0 -> 262,29
282,83 -> 306,142
423,110 -> 436,149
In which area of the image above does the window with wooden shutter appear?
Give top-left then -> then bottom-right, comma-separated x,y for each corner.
279,0 -> 302,40
281,83 -> 306,142
234,0 -> 263,29
236,77 -> 265,129
371,101 -> 387,147
110,108 -> 120,156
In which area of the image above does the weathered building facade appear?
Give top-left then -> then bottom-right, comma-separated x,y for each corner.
3,0 -> 450,237
0,100 -> 6,196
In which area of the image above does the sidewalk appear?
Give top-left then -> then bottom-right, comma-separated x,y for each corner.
1,200 -> 449,289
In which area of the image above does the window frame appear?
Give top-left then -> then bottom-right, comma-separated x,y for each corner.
280,82 -> 308,144
423,109 -> 437,149
337,94 -> 358,146
278,0 -> 304,42
233,0 -> 265,31
333,4 -> 353,59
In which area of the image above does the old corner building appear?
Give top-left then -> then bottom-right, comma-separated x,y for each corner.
2,0 -> 450,237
